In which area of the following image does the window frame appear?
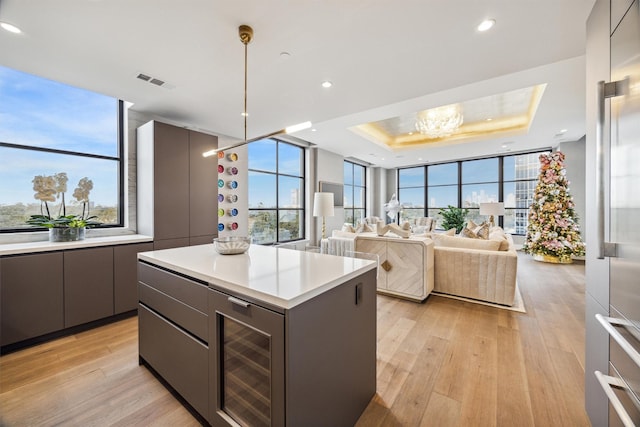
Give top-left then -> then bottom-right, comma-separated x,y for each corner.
343,160 -> 367,226
397,149 -> 550,234
247,138 -> 306,244
0,100 -> 125,233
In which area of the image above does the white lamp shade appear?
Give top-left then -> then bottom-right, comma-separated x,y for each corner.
313,192 -> 334,217
479,202 -> 505,216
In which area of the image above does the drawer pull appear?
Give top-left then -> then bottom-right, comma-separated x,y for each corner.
595,314 -> 640,369
228,296 -> 250,308
594,371 -> 636,427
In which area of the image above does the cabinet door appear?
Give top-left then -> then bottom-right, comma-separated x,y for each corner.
1,252 -> 64,346
114,242 -> 153,314
189,130 -> 218,239
209,289 -> 285,427
64,247 -> 114,328
153,122 -> 190,241
139,304 -> 209,420
386,241 -> 425,299
355,238 -> 388,290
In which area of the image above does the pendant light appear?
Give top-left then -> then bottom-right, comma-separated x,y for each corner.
203,25 -> 311,157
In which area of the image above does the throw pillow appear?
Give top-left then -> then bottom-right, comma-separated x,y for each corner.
460,226 -> 479,239
473,222 -> 490,239
355,222 -> 374,233
341,223 -> 355,233
443,228 -> 456,236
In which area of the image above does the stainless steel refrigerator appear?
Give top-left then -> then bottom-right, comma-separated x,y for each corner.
586,1 -> 640,425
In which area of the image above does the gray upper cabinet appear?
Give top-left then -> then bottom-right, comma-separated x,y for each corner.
189,130 -> 218,239
1,252 -> 64,346
137,120 -> 218,248
64,247 -> 114,328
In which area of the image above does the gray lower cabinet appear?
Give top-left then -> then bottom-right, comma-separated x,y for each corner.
138,305 -> 209,418
114,242 -> 154,314
138,260 -> 377,427
138,261 -> 210,420
0,252 -> 64,346
1,242 -> 151,351
64,247 -> 115,328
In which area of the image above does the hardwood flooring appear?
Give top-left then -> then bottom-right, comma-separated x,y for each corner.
0,252 -> 589,426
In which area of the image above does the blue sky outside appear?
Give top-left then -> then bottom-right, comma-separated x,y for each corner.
248,139 -> 303,208
0,66 -> 119,206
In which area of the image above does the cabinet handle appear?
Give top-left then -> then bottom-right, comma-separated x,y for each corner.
595,314 -> 640,369
596,79 -> 625,259
594,371 -> 636,427
228,296 -> 250,308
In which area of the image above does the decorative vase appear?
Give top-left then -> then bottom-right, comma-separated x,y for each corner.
532,253 -> 573,264
49,227 -> 86,242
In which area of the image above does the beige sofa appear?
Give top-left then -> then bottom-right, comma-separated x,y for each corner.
429,230 -> 518,306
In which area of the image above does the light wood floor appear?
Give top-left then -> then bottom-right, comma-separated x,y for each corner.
0,253 -> 589,426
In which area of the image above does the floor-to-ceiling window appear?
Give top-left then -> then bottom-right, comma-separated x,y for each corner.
503,152 -> 542,234
343,161 -> 366,225
398,166 -> 425,222
397,150 -> 548,234
426,162 -> 459,227
0,66 -> 124,232
461,157 -> 499,225
248,138 -> 305,244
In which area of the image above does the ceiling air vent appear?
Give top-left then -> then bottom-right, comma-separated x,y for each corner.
136,72 -> 174,89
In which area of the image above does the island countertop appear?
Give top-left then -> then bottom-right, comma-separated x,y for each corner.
137,243 -> 376,310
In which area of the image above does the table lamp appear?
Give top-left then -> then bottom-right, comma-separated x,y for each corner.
313,192 -> 334,239
479,202 -> 505,227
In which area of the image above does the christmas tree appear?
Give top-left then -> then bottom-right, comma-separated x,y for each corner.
523,151 -> 585,263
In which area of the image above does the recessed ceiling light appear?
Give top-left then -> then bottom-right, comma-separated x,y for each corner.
0,22 -> 22,34
559,128 -> 568,133
418,157 -> 423,161
280,51 -> 291,58
311,128 -> 317,132
477,19 -> 495,32
241,112 -> 249,117
486,118 -> 493,121
321,81 -> 333,88
408,132 -> 414,135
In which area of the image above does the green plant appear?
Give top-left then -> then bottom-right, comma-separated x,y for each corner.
26,173 -> 101,229
439,205 -> 469,233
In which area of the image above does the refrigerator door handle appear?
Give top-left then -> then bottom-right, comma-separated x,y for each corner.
596,79 -> 626,259
596,314 -> 640,369
595,371 -> 637,427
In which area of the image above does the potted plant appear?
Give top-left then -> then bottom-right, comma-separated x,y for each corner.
26,173 -> 101,241
439,205 -> 469,234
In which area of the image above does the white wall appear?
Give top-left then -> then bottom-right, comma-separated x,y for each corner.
315,148 -> 345,239
557,136 -> 587,242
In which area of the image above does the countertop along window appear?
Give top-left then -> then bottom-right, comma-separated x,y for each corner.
0,65 -> 124,234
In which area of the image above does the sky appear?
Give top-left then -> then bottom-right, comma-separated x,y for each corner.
0,65 -> 119,206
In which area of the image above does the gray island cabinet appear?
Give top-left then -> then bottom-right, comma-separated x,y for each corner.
137,243 -> 377,427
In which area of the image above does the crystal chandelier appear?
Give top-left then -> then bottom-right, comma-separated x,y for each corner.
415,104 -> 464,138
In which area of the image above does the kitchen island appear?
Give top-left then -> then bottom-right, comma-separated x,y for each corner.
137,243 -> 377,427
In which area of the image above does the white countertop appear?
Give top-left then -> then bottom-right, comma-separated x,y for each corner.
137,244 -> 376,310
0,234 -> 153,256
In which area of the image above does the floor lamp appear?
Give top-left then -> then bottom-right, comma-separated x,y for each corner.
313,192 -> 334,240
479,202 -> 505,227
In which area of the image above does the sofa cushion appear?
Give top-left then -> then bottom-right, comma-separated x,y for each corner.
432,234 -> 501,251
488,227 -> 511,251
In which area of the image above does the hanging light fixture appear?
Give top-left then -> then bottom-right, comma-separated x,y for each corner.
203,25 -> 312,157
414,104 -> 464,138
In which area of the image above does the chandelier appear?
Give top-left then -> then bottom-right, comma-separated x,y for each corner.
415,104 -> 464,138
